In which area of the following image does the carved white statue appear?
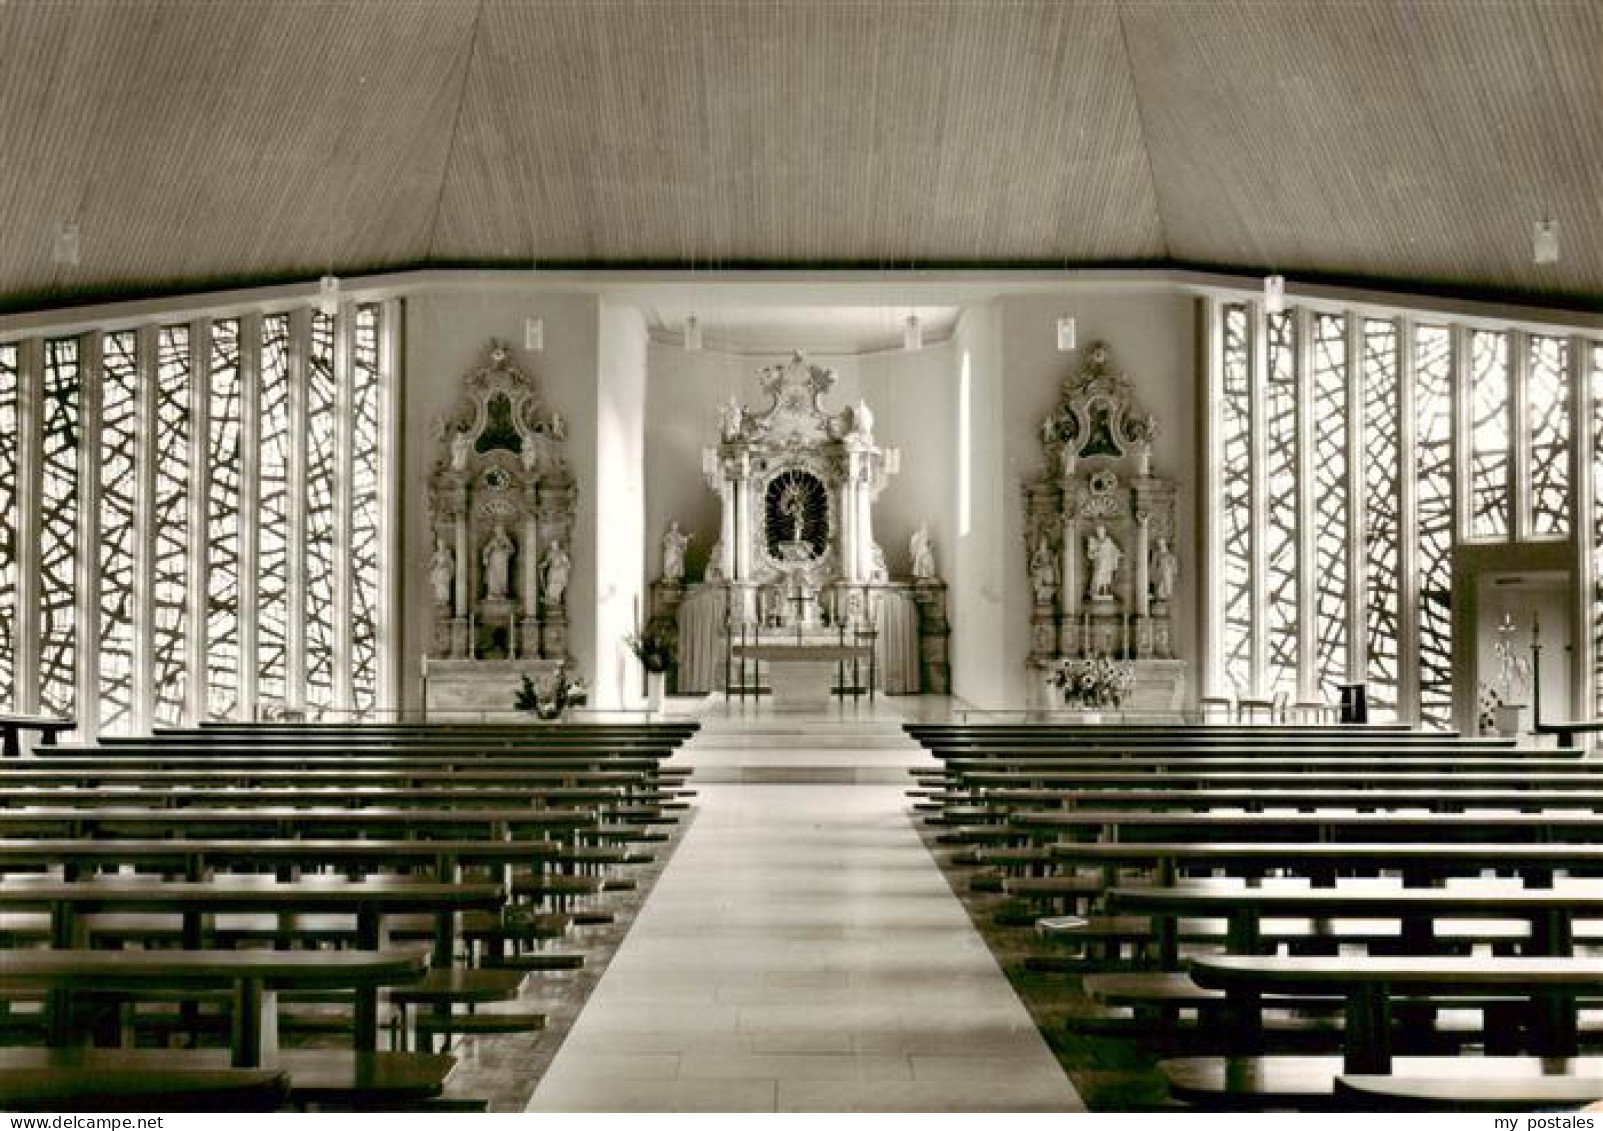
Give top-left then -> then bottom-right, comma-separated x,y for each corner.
910,523 -> 936,580
520,439 -> 539,472
720,397 -> 744,441
549,411 -> 566,441
870,541 -> 888,581
482,523 -> 514,600
1030,538 -> 1056,605
450,428 -> 472,471
543,541 -> 571,605
1152,537 -> 1178,603
429,537 -> 454,606
662,521 -> 691,583
704,539 -> 724,581
850,398 -> 875,440
1087,523 -> 1123,601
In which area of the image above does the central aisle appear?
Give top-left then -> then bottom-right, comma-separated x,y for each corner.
528,771 -> 1085,1111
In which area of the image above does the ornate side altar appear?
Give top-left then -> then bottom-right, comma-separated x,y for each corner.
423,342 -> 578,715
1023,342 -> 1186,711
653,353 -> 949,696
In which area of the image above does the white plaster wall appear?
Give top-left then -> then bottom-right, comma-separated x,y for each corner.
400,289 -> 600,712
595,302 -> 649,708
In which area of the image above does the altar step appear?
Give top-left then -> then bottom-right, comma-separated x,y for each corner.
673,706 -> 935,784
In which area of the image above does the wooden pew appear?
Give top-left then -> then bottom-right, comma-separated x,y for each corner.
0,1051 -> 289,1111
0,714 -> 74,758
0,946 -> 431,1066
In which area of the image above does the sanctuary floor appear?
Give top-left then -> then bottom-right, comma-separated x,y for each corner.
524,699 -> 1085,1112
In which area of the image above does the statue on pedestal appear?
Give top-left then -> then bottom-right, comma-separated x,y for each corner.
1086,523 -> 1122,601
482,524 -> 514,600
543,541 -> 571,605
1030,539 -> 1056,606
910,523 -> 936,580
1152,537 -> 1178,604
429,538 -> 454,606
450,428 -> 472,471
662,521 -> 691,583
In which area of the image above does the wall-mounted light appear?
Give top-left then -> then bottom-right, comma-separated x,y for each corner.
317,275 -> 340,317
524,316 -> 544,351
903,314 -> 922,352
1263,274 -> 1285,315
1534,218 -> 1560,265
684,315 -> 702,351
52,223 -> 79,268
1056,317 -> 1077,352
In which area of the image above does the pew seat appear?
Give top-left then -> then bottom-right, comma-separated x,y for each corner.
1336,1071 -> 1603,1111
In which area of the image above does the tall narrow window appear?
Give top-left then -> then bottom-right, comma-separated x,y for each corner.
98,332 -> 140,734
1468,330 -> 1511,540
958,352 -> 971,538
258,315 -> 292,705
38,338 -> 80,717
1592,343 -> 1603,717
1527,334 -> 1571,537
0,344 -> 18,711
1263,312 -> 1299,695
1219,305 -> 1254,694
206,320 -> 242,719
151,325 -> 191,724
1415,326 -> 1456,729
304,313 -> 337,711
1362,319 -> 1402,720
1311,314 -> 1350,699
350,306 -> 383,716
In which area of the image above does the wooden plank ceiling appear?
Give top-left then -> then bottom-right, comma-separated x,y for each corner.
0,0 -> 1596,312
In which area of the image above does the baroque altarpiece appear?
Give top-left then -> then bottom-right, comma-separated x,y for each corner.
1024,342 -> 1186,710
422,342 -> 577,713
653,353 -> 949,696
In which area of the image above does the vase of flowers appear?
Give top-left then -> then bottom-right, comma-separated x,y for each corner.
514,666 -> 589,721
625,624 -> 674,712
1052,656 -> 1136,715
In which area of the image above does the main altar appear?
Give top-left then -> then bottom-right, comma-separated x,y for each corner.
422,342 -> 578,715
652,353 -> 949,697
1023,342 -> 1187,711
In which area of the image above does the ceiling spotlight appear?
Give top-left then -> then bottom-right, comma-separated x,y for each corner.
684,315 -> 702,351
317,274 -> 340,317
1263,274 -> 1285,315
52,223 -> 79,268
1056,317 -> 1077,352
903,314 -> 922,352
1534,218 -> 1559,265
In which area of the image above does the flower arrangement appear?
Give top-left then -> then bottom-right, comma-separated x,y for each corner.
514,667 -> 589,720
1052,656 -> 1135,709
624,624 -> 674,674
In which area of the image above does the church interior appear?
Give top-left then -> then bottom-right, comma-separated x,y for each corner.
0,0 -> 1600,1114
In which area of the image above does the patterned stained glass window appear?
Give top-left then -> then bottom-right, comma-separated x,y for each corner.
1415,326 -> 1456,729
257,315 -> 292,705
304,313 -> 337,711
1468,330 -> 1511,540
151,325 -> 191,725
1219,305 -> 1253,694
351,306 -> 383,717
1310,314 -> 1349,701
1592,343 -> 1603,718
1263,312 -> 1300,696
1361,319 -> 1402,721
206,320 -> 242,719
1528,335 -> 1571,538
38,338 -> 80,718
98,332 -> 140,735
0,345 -> 18,711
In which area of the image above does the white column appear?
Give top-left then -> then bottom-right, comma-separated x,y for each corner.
1135,513 -> 1150,618
453,517 -> 471,619
856,470 -> 875,578
522,513 -> 540,617
719,481 -> 735,578
1061,517 -> 1079,618
839,478 -> 857,582
185,318 -> 212,726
